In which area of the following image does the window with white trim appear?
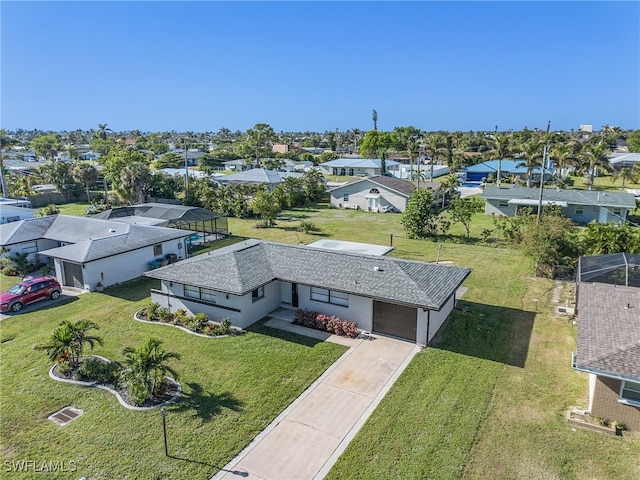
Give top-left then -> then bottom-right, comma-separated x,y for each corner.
620,380 -> 640,406
343,194 -> 349,202
252,286 -> 264,302
153,244 -> 163,256
612,208 -> 622,216
575,205 -> 584,215
310,287 -> 348,307
184,285 -> 216,303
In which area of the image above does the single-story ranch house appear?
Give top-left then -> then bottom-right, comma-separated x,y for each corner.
145,239 -> 471,345
481,185 -> 636,225
329,175 -> 416,212
461,160 -> 551,183
573,253 -> 640,431
319,158 -> 401,177
0,215 -> 193,291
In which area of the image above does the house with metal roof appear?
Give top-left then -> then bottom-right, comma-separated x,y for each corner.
319,158 -> 401,177
144,239 -> 471,345
328,175 -> 418,212
481,185 -> 636,225
0,215 -> 193,291
461,160 -> 551,183
608,152 -> 640,171
572,253 -> 640,431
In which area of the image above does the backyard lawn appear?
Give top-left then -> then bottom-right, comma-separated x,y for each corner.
2,200 -> 639,479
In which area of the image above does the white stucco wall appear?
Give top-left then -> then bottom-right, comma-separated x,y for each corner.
5,239 -> 59,262
416,294 -> 456,345
296,284 -> 373,331
330,181 -> 408,212
56,239 -> 186,291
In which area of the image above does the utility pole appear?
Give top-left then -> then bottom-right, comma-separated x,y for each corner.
183,138 -> 189,202
536,121 -> 551,224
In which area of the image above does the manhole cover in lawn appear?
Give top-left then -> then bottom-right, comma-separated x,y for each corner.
48,406 -> 83,426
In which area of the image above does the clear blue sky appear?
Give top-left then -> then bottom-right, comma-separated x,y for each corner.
2,1 -> 639,133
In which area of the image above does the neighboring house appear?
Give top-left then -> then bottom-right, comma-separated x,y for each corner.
93,202 -> 229,239
167,148 -> 203,166
461,160 -> 551,183
0,205 -> 35,224
0,215 -> 192,291
573,253 -> 640,431
391,163 -> 450,181
319,158 -> 400,177
608,152 -> 640,171
145,239 -> 471,345
217,168 -> 302,192
0,197 -> 32,208
223,159 -> 249,171
329,175 -> 417,212
159,168 -> 225,180
481,185 -> 636,225
282,159 -> 314,172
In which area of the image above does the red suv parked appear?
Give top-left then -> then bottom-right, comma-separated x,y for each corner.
0,276 -> 62,313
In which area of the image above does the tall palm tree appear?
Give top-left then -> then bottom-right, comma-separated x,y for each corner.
96,124 -> 112,141
122,338 -> 180,404
422,134 -> 446,183
577,142 -> 613,190
438,173 -> 461,208
74,161 -> 99,202
486,131 -> 512,186
550,140 -> 579,181
516,137 -> 544,188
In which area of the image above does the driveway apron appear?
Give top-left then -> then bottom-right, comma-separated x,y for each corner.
212,335 -> 419,480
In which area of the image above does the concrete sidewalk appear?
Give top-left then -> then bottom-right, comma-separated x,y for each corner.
212,328 -> 419,480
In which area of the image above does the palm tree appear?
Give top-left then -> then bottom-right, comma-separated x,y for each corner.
74,162 -> 99,202
422,134 -> 446,183
550,140 -> 579,181
486,131 -> 512,186
96,124 -> 111,141
35,320 -> 103,369
612,167 -> 637,188
516,137 -> 544,188
122,338 -> 180,405
438,174 -> 461,208
577,142 -> 613,190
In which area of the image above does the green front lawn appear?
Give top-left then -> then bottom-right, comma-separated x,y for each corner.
0,278 -> 346,479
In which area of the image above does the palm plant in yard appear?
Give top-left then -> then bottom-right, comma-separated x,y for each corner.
612,167 -> 638,188
485,131 -> 513,186
36,320 -> 103,370
122,338 -> 180,405
516,137 -> 544,188
576,142 -> 613,190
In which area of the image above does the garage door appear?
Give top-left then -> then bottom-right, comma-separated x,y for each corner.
63,262 -> 84,288
373,301 -> 417,341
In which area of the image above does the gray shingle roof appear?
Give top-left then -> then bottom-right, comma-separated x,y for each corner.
574,282 -> 640,381
39,224 -> 192,263
145,239 -> 471,311
0,216 -> 55,246
482,185 -> 636,208
335,175 -> 417,197
93,203 -> 224,222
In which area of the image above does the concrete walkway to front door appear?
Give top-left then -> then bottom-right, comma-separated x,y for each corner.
211,323 -> 419,480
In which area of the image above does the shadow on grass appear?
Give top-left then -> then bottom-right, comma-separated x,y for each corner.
248,318 -> 325,348
166,454 -> 249,477
171,382 -> 243,423
431,301 -> 535,368
277,213 -> 310,221
103,277 -> 160,302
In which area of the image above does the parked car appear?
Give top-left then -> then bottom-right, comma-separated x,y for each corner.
0,276 -> 62,313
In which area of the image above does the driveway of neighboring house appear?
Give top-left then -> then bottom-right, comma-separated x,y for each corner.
212,318 -> 420,480
0,286 -> 86,321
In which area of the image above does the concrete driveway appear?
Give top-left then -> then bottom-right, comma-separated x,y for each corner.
212,329 -> 419,480
0,286 -> 86,321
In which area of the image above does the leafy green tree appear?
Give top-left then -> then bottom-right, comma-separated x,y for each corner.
237,123 -> 277,166
100,145 -> 148,190
90,137 -> 116,156
275,176 -> 305,208
372,109 -> 378,131
30,135 -> 61,161
155,152 -> 184,169
519,214 -> 578,274
360,130 -> 393,168
148,173 -> 179,200
39,161 -> 80,197
74,161 -> 99,202
627,130 -> 640,152
122,338 -> 180,406
576,142 -> 613,190
400,187 -> 439,239
447,196 -> 484,237
580,222 -> 640,255
252,188 -> 280,227
302,169 -> 326,202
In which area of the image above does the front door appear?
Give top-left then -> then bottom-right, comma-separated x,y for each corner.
367,196 -> 380,211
